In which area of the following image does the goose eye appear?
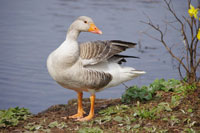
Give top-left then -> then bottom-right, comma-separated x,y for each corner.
84,21 -> 87,24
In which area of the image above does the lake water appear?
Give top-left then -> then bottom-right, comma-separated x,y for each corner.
0,0 -> 196,113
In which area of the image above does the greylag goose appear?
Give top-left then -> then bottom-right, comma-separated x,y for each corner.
47,16 -> 145,121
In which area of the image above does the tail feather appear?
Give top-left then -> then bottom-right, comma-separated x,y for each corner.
131,69 -> 146,75
105,64 -> 146,88
121,67 -> 146,79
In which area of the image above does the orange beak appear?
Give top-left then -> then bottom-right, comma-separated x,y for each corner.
88,23 -> 102,34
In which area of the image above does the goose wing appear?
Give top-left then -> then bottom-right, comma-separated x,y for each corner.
79,40 -> 137,66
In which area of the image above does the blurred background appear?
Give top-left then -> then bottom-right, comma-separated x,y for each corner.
0,0 -> 197,113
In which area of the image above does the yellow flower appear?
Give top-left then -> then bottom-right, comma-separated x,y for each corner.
197,29 -> 200,40
188,4 -> 198,19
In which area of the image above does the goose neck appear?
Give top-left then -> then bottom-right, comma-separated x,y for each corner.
66,28 -> 80,41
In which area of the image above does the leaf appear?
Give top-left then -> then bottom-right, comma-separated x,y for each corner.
58,122 -> 67,129
162,117 -> 169,121
78,127 -> 103,133
113,116 -> 123,122
98,106 -> 117,116
126,125 -> 131,130
35,125 -> 43,130
158,102 -> 172,112
25,123 -> 43,131
0,107 -> 31,128
133,124 -> 140,129
48,121 -> 59,128
48,121 -> 67,129
187,108 -> 193,113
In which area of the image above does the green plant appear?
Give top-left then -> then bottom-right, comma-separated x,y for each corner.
171,95 -> 182,107
121,79 -> 181,103
144,126 -> 157,132
187,108 -> 193,113
48,121 -> 67,129
95,116 -> 112,125
25,121 -> 67,132
133,103 -> 157,120
157,102 -> 172,112
98,104 -> 129,116
121,85 -> 153,103
170,115 -> 180,126
113,116 -> 123,122
0,107 -> 31,127
24,122 -> 43,131
78,127 -> 103,133
150,78 -> 181,92
184,128 -> 196,133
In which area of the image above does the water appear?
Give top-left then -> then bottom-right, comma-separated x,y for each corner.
0,0 -> 195,113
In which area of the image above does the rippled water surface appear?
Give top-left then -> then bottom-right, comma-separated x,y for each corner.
0,0 -> 196,113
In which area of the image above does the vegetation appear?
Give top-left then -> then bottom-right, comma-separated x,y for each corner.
78,127 -> 103,133
121,78 -> 192,103
91,79 -> 199,132
24,120 -> 67,132
0,107 -> 31,128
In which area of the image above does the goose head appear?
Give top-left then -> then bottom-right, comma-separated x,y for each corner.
68,16 -> 102,35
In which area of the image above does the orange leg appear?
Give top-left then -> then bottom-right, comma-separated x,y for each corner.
78,94 -> 95,121
69,92 -> 85,119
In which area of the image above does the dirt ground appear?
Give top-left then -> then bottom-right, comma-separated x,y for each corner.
1,86 -> 200,133
1,98 -> 122,133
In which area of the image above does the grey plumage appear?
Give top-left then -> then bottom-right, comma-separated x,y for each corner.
80,40 -> 137,66
77,40 -> 138,90
82,69 -> 112,90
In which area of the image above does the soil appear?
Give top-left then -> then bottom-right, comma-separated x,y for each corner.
1,86 -> 200,133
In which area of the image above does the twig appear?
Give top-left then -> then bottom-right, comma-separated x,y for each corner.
195,58 -> 200,70
163,20 -> 180,32
178,57 -> 184,80
194,21 -> 200,67
142,0 -> 199,82
164,0 -> 190,52
122,83 -> 129,89
141,20 -> 189,73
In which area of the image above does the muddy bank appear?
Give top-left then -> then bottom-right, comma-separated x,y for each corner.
1,86 -> 200,132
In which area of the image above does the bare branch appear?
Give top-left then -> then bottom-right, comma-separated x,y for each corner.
141,31 -> 161,42
195,57 -> 200,70
164,0 -> 190,52
183,16 -> 193,40
188,0 -> 191,9
194,21 -> 200,67
178,57 -> 184,80
163,23 -> 168,36
141,19 -> 189,73
142,0 -> 199,83
163,20 -> 180,31
164,0 -> 182,25
183,17 -> 192,27
194,17 -> 198,31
